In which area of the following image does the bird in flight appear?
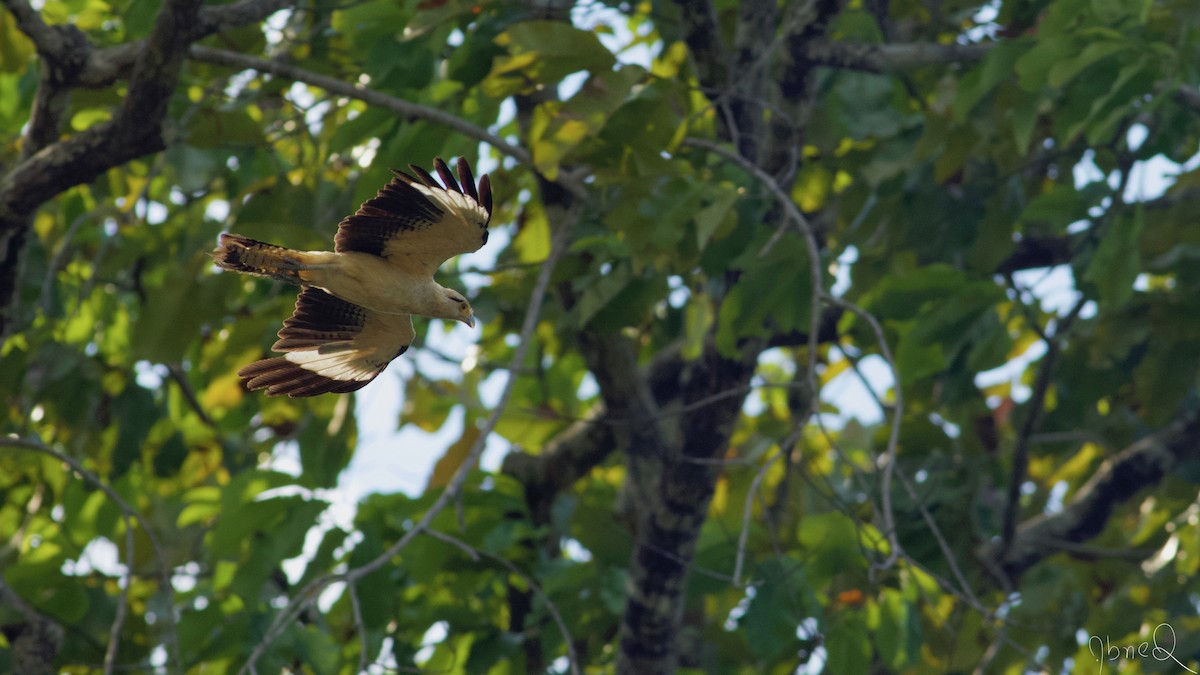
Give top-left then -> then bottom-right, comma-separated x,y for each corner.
212,157 -> 492,397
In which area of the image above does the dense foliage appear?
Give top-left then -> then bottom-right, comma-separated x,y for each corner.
3,0 -> 1200,672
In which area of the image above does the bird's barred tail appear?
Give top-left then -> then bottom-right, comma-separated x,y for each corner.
211,233 -> 312,285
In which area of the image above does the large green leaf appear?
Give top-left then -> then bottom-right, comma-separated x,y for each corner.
484,20 -> 617,97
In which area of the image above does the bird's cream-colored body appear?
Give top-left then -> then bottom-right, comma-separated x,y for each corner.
211,157 -> 492,397
284,249 -> 472,326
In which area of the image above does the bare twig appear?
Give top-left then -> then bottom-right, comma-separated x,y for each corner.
892,467 -> 982,609
731,445 -> 785,587
187,45 -> 587,200
681,137 -> 822,405
825,296 -> 905,572
999,294 -> 1087,553
104,511 -> 136,675
166,363 -> 218,430
682,136 -> 907,571
347,582 -> 370,673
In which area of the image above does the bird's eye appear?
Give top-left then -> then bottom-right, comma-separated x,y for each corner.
460,302 -> 468,310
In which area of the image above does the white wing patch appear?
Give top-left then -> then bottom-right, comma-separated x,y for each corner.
408,181 -> 491,232
283,348 -> 384,382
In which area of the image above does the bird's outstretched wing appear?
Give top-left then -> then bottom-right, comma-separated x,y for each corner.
238,288 -> 414,397
334,157 -> 492,279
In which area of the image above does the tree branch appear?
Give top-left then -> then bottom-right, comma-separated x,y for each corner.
762,0 -> 846,177
0,0 -> 293,337
0,0 -> 292,220
999,295 -> 1087,554
981,407 -> 1200,583
802,40 -> 992,73
2,0 -> 292,88
670,0 -> 727,91
0,0 -> 81,62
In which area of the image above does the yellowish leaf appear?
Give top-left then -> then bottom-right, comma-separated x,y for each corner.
427,424 -> 482,489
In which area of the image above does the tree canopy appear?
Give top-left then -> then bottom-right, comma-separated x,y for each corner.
3,0 -> 1200,672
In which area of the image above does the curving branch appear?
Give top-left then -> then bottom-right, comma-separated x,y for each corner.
188,46 -> 524,161
0,0 -> 293,337
186,46 -> 588,199
2,0 -> 292,88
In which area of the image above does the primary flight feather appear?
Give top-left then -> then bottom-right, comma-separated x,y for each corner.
212,157 -> 492,397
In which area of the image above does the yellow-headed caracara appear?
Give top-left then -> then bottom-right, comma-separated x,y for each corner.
212,157 -> 492,397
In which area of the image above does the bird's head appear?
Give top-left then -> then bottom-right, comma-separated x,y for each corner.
442,289 -> 476,328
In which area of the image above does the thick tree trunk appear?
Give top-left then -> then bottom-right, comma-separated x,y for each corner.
616,348 -> 758,673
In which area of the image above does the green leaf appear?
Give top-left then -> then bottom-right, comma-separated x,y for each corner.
1084,209 -> 1143,309
401,377 -> 459,432
111,384 -> 157,478
716,235 -> 814,357
683,293 -> 714,360
427,424 -> 481,489
859,262 -> 969,321
297,395 -> 357,489
513,200 -> 551,263
529,66 -> 645,178
694,186 -> 738,249
185,108 -> 264,148
1134,340 -> 1200,425
1046,40 -> 1126,88
1010,91 -> 1041,154
874,588 -> 919,669
825,611 -> 872,673
956,41 -> 1025,120
0,10 -> 35,72
132,256 -> 231,363
574,261 -> 632,328
1016,35 -> 1079,92
797,512 -> 867,587
739,559 -> 809,663
485,21 -> 617,97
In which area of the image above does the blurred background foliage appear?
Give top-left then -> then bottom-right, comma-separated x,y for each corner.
3,0 -> 1200,672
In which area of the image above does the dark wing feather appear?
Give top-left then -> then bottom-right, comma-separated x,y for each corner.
333,158 -> 492,276
334,176 -> 444,257
238,288 -> 414,398
434,157 -> 462,193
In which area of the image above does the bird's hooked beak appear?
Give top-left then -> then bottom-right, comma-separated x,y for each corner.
463,315 -> 476,329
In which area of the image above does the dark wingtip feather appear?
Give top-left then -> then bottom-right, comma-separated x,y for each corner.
238,357 -> 371,397
407,163 -> 440,189
434,157 -> 462,194
456,158 -> 478,202
478,174 -> 492,221
390,168 -> 419,185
